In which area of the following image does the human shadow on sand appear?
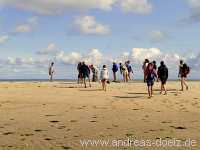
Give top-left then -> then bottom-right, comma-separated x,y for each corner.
154,89 -> 177,92
113,96 -> 144,99
79,89 -> 102,92
127,92 -> 147,95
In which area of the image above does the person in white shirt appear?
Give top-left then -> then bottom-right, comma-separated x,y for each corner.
48,62 -> 54,82
100,65 -> 109,91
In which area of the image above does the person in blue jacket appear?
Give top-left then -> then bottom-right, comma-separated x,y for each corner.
112,62 -> 118,82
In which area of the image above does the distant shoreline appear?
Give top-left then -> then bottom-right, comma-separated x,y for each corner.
0,79 -> 200,82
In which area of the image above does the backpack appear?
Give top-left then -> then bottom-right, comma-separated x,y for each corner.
186,66 -> 190,75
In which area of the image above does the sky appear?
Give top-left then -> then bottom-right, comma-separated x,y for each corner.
0,0 -> 200,79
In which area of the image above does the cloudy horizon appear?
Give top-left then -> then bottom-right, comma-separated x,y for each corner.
0,0 -> 200,80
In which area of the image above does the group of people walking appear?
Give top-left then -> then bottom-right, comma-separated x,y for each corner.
48,59 -> 190,97
76,61 -> 134,90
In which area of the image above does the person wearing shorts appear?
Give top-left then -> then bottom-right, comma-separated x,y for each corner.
157,61 -> 168,95
80,62 -> 91,88
145,62 -> 157,98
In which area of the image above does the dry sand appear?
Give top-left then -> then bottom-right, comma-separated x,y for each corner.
0,81 -> 200,150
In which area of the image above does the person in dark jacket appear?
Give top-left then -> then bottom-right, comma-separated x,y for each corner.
157,61 -> 168,95
77,62 -> 83,84
178,60 -> 190,91
112,62 -> 118,82
80,62 -> 91,88
126,60 -> 134,80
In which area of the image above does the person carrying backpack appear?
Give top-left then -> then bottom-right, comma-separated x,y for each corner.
178,60 -> 190,91
145,62 -> 157,98
157,61 -> 168,95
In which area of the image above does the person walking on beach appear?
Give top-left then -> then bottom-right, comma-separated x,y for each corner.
143,59 -> 149,82
153,60 -> 158,82
112,62 -> 118,82
157,61 -> 168,95
145,62 -> 157,98
80,62 -> 91,88
126,60 -> 134,80
48,62 -> 54,82
178,60 -> 190,91
121,63 -> 129,83
90,65 -> 98,82
77,62 -> 83,84
100,65 -> 109,91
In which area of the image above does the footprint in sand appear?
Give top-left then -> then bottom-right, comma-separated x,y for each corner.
126,133 -> 134,137
49,120 -> 59,123
161,121 -> 172,124
20,133 -> 34,137
62,146 -> 71,150
44,138 -> 53,141
57,126 -> 66,129
112,124 -> 118,128
70,120 -> 77,123
149,129 -> 156,132
45,115 -> 57,117
77,107 -> 84,110
24,133 -> 34,136
170,126 -> 187,130
20,138 -> 26,141
90,120 -> 97,123
66,129 -> 71,132
165,137 -> 172,139
132,108 -> 140,111
34,129 -> 44,132
3,132 -> 14,135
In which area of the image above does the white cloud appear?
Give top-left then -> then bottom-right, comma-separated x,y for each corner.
73,16 -> 110,35
15,24 -> 32,33
0,35 -> 9,44
120,0 -> 152,14
0,0 -> 116,15
56,51 -> 82,65
1,46 -> 200,79
187,0 -> 200,9
37,43 -> 60,55
149,30 -> 168,43
0,0 -> 153,15
14,16 -> 38,33
131,48 -> 162,61
186,0 -> 200,22
56,49 -> 103,65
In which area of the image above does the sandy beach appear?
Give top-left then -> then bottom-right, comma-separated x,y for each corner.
0,81 -> 200,150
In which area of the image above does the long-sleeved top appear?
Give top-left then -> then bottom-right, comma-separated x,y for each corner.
100,68 -> 109,80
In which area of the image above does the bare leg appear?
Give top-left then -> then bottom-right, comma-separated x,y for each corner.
104,81 -> 107,91
148,86 -> 151,98
102,81 -> 105,90
151,86 -> 153,97
182,77 -> 188,90
123,74 -> 125,82
83,78 -> 86,88
160,83 -> 163,94
163,84 -> 167,95
180,77 -> 184,91
88,78 -> 91,87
